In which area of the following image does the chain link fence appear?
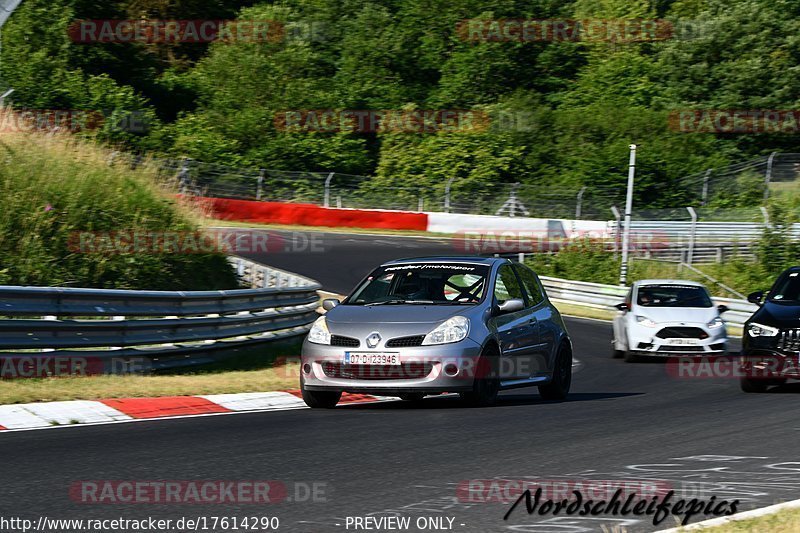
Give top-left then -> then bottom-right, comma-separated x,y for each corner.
121,151 -> 800,221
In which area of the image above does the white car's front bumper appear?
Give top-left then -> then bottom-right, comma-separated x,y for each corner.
627,322 -> 727,356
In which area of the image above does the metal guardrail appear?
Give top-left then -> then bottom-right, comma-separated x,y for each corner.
540,276 -> 757,329
0,257 -> 321,372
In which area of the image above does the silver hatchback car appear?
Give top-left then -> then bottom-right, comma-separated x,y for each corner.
300,257 -> 573,407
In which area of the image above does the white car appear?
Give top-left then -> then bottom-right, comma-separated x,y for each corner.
612,280 -> 728,362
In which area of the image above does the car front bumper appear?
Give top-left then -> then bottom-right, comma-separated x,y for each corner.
301,338 -> 484,394
628,323 -> 727,356
740,339 -> 800,380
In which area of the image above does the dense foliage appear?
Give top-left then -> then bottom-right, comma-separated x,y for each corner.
3,0 -> 800,209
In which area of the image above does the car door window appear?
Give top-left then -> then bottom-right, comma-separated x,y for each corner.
494,265 -> 526,304
514,264 -> 544,307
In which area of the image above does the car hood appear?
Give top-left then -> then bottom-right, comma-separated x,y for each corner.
751,301 -> 800,329
634,306 -> 718,324
326,304 -> 468,326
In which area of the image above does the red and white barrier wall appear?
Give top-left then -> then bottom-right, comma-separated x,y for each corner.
202,197 -> 612,236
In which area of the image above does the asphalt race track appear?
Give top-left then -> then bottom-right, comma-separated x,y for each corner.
2,228 -> 800,533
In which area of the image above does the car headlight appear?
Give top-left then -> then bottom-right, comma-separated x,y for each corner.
307,316 -> 331,345
635,315 -> 657,328
707,317 -> 724,329
747,322 -> 779,337
422,316 -> 469,345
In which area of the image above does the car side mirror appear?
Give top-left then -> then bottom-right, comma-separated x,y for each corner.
322,298 -> 340,311
614,302 -> 629,311
747,291 -> 764,306
717,304 -> 729,314
496,298 -> 525,315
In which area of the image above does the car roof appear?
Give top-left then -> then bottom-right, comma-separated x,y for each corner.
381,256 -> 504,266
633,279 -> 705,287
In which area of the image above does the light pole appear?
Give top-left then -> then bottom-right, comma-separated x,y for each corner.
619,144 -> 637,286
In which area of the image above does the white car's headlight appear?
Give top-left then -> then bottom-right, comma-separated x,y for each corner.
307,316 -> 331,345
707,317 -> 724,329
747,322 -> 779,337
422,316 -> 469,345
635,315 -> 657,328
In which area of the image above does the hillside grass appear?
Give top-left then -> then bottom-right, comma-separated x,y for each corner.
0,123 -> 238,290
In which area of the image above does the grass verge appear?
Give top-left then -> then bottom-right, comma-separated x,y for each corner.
690,506 -> 800,532
0,339 -> 303,406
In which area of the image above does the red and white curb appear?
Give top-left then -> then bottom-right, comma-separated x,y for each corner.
0,391 -> 391,432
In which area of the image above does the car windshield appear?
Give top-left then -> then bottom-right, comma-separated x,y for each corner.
637,284 -> 713,308
768,272 -> 800,302
346,263 -> 489,305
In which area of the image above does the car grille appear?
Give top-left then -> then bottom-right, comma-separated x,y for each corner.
657,345 -> 703,352
778,328 -> 800,353
655,327 -> 708,339
385,335 -> 425,348
322,362 -> 433,380
330,335 -> 360,348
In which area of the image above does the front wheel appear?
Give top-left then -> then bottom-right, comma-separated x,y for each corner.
460,345 -> 500,407
611,339 -> 624,359
740,377 -> 767,393
301,377 -> 341,408
740,377 -> 785,393
539,343 -> 572,400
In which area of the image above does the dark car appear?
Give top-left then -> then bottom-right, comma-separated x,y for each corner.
300,256 -> 573,408
740,266 -> 800,392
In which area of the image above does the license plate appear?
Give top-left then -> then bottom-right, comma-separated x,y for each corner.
665,338 -> 700,345
344,352 -> 400,365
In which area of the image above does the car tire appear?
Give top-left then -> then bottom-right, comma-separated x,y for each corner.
399,393 -> 425,402
611,340 -> 624,359
740,377 -> 767,393
300,377 -> 341,408
624,350 -> 639,363
740,377 -> 783,393
460,345 -> 500,407
539,343 -> 572,400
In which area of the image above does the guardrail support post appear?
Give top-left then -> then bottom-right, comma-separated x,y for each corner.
686,206 -> 698,267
